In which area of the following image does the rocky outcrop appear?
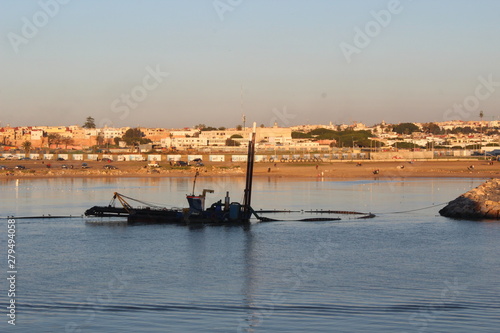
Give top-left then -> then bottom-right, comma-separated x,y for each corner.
439,179 -> 500,219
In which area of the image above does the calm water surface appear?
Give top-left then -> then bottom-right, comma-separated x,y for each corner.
1,177 -> 500,332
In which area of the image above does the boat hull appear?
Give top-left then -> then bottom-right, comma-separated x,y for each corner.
84,206 -> 129,217
85,205 -> 251,225
127,209 -> 183,224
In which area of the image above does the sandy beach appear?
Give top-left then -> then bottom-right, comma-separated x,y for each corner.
1,159 -> 498,180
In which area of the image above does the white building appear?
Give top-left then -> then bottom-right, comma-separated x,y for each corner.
161,137 -> 208,149
101,127 -> 127,140
30,129 -> 44,141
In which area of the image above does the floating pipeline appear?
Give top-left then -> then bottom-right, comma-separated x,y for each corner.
256,210 -> 375,222
4,215 -> 83,219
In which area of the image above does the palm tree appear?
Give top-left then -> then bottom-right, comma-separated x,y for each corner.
47,133 -> 60,148
22,141 -> 32,156
61,136 -> 74,150
54,135 -> 62,148
96,133 -> 105,147
479,110 -> 484,157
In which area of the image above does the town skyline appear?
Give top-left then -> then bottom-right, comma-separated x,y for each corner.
2,117 -> 500,154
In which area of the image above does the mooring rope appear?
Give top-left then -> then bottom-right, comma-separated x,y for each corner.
374,202 -> 448,215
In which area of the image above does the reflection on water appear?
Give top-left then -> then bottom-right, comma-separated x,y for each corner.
2,177 -> 500,332
0,177 -> 486,218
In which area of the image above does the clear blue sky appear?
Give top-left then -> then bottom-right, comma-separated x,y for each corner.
1,0 -> 499,128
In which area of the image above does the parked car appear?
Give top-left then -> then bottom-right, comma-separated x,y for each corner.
148,163 -> 160,168
0,165 -> 8,170
81,163 -> 89,169
15,165 -> 26,170
103,165 -> 118,169
175,161 -> 188,166
57,157 -> 65,161
191,158 -> 204,166
102,158 -> 113,162
486,150 -> 500,156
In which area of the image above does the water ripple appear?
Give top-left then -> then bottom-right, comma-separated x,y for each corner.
20,300 -> 486,316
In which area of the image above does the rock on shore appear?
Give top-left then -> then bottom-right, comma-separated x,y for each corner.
439,179 -> 500,219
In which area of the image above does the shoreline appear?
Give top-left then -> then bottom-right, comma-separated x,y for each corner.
1,160 -> 498,181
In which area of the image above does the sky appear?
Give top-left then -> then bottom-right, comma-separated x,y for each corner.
1,0 -> 499,129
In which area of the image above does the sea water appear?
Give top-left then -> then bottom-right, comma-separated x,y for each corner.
1,177 -> 499,332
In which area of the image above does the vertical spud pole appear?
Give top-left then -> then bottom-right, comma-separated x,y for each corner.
243,122 -> 257,219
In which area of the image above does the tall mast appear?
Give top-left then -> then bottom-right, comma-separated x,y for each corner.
243,122 -> 256,215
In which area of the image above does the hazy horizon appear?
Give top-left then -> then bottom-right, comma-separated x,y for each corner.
1,0 -> 499,128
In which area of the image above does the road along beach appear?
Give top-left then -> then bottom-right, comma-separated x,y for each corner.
0,159 -> 498,180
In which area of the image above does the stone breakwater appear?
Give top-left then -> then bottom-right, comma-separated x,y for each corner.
439,178 -> 500,219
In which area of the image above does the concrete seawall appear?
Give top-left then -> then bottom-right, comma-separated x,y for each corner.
370,151 -> 434,160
